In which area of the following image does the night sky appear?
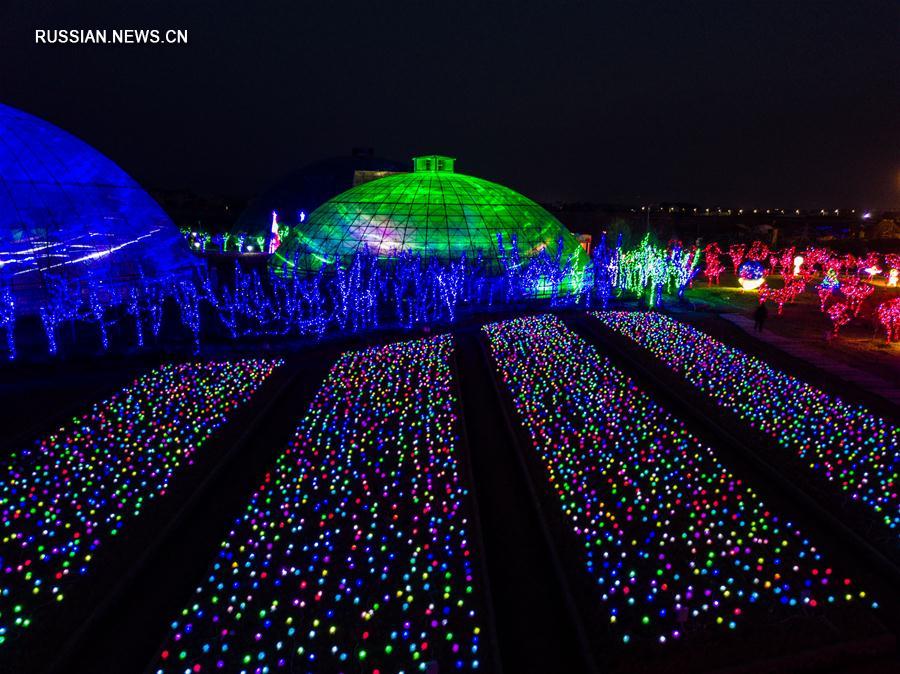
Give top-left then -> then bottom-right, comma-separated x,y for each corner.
2,0 -> 898,208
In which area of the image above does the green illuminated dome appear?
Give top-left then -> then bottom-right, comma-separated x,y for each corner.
273,155 -> 588,271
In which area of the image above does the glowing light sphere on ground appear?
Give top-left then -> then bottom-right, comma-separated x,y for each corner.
737,260 -> 765,290
484,315 -> 873,646
592,311 -> 900,533
151,335 -> 486,674
0,359 -> 282,646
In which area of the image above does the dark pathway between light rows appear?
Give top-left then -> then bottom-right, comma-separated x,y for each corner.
455,326 -> 597,674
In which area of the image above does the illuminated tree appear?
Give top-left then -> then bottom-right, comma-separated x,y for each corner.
746,240 -> 769,262
703,243 -> 724,285
826,302 -> 852,337
779,247 -> 796,275
841,279 -> 873,317
858,252 -> 881,277
727,244 -> 746,273
760,285 -> 794,315
876,298 -> 900,342
817,286 -> 833,312
885,253 -> 900,271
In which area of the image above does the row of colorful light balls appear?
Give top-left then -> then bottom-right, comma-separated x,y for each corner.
591,311 -> 900,532
0,324 -> 883,667
484,315 -> 875,646
153,335 -> 484,673
0,359 -> 282,646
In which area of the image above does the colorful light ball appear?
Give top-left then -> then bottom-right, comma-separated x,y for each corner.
737,260 -> 766,290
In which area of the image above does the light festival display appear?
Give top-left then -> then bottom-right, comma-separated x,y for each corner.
614,235 -> 700,307
483,315 -> 873,646
702,243 -> 724,285
840,278 -> 874,317
0,359 -> 282,645
876,298 -> 900,342
825,302 -> 852,337
727,244 -> 746,274
151,335 -> 486,674
0,102 -> 198,309
819,269 -> 840,291
592,311 -> 900,532
737,261 -> 765,290
273,155 -> 588,272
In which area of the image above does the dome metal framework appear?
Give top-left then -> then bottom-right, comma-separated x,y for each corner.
0,102 -> 197,307
273,155 -> 588,271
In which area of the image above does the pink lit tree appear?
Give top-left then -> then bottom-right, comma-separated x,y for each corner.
727,244 -> 746,274
746,240 -> 769,262
841,279 -> 874,317
826,302 -> 852,337
703,243 -> 725,285
876,298 -> 900,342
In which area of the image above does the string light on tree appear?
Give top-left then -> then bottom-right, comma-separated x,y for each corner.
826,301 -> 852,337
876,298 -> 900,343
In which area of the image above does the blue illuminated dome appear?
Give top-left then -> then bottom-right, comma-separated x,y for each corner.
0,102 -> 198,307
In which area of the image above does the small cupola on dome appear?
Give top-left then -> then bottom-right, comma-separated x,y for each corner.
412,155 -> 455,173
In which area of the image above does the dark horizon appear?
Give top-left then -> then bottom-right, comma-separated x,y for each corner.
2,0 -> 898,209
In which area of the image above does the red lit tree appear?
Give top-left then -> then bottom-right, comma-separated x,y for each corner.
841,279 -> 873,317
857,252 -> 881,275
727,244 -> 746,273
826,302 -> 852,337
876,298 -> 900,342
746,240 -> 769,262
703,243 -> 724,285
817,286 -> 833,312
779,247 -> 797,275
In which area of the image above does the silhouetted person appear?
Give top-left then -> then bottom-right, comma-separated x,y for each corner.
753,302 -> 768,333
